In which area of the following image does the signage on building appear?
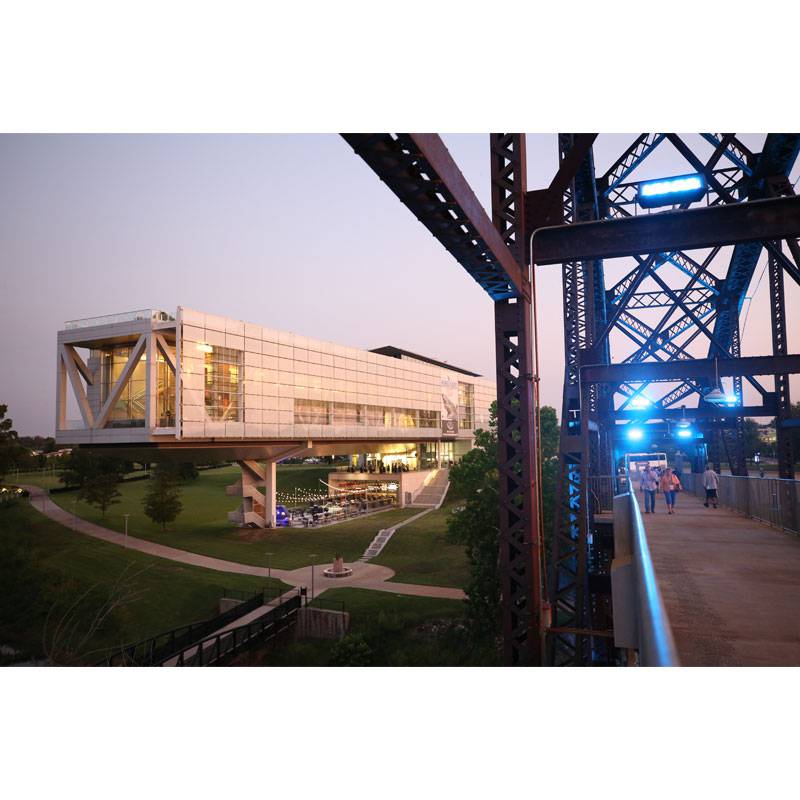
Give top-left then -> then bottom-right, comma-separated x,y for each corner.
441,377 -> 459,436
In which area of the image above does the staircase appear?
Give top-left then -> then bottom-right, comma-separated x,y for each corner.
227,460 -> 267,528
412,468 -> 450,507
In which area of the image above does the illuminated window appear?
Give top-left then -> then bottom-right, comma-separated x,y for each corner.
204,346 -> 243,421
157,351 -> 175,426
294,399 -> 330,425
458,382 -> 474,429
396,408 -> 418,427
419,409 -> 440,428
100,345 -> 146,427
332,402 -> 362,425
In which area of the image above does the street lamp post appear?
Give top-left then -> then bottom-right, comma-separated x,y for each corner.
265,552 -> 274,580
123,514 -> 129,548
309,553 -> 318,603
73,495 -> 78,531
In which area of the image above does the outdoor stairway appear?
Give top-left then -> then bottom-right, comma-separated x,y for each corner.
412,468 -> 450,507
359,471 -> 450,562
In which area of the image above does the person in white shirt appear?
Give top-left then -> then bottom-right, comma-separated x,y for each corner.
640,466 -> 658,513
703,464 -> 719,508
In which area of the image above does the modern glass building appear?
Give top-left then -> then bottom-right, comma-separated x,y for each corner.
56,307 -> 495,526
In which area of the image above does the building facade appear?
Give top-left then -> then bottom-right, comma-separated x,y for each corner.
56,307 -> 495,525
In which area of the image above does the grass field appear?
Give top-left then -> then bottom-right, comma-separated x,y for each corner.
0,502 -> 285,664
246,586 -> 475,666
44,464 -> 419,569
372,501 -> 469,588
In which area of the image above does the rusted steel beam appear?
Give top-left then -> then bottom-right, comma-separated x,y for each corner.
342,133 -> 528,300
532,195 -> 800,265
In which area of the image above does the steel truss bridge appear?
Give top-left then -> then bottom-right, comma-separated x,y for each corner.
342,133 -> 800,666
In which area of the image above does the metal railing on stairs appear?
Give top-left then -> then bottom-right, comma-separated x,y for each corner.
172,591 -> 303,666
98,586 -> 281,666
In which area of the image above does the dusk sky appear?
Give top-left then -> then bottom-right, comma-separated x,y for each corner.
2,133 -> 797,435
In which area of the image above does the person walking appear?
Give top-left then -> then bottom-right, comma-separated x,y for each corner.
703,463 -> 719,508
640,465 -> 658,514
660,467 -> 682,514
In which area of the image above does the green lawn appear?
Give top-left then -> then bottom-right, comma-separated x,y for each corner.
7,471 -> 70,490
249,587 -> 477,666
372,501 -> 469,588
0,502 -> 285,664
46,464 -> 419,569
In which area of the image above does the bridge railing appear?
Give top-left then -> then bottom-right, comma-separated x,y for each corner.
610,481 -> 680,666
685,473 -> 800,534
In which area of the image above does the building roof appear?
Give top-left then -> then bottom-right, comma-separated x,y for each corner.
369,346 -> 481,378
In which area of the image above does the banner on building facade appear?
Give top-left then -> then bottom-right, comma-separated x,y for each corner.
441,377 -> 459,436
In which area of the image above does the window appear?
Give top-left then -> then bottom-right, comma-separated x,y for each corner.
365,405 -> 388,427
332,402 -> 361,425
419,409 -> 440,428
157,352 -> 175,426
458,382 -> 474,429
204,345 -> 243,421
294,399 -> 330,425
101,345 -> 146,427
396,408 -> 418,428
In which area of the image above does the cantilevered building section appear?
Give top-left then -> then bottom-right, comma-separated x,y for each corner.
56,307 -> 495,526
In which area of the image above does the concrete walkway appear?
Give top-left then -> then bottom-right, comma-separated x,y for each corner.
643,490 -> 800,666
22,486 -> 465,602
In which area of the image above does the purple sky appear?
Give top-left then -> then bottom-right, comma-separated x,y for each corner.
1,133 -> 797,435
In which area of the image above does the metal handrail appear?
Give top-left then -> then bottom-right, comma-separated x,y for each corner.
99,586 -> 270,666
172,592 -> 302,666
626,481 -> 679,666
684,472 -> 800,535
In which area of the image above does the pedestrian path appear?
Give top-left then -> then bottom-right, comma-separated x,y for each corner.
359,507 -> 435,561
22,485 -> 465,602
642,490 -> 800,666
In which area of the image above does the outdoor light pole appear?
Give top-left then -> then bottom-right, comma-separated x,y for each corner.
265,552 -> 274,580
124,514 -> 129,548
309,554 -> 317,602
73,495 -> 78,531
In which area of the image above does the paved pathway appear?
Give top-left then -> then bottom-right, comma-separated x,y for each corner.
642,490 -> 800,666
22,486 -> 465,602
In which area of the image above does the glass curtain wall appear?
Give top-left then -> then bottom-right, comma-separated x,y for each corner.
458,382 -> 475,429
101,345 -> 146,427
157,350 -> 175,426
204,345 -> 243,421
294,400 -> 440,429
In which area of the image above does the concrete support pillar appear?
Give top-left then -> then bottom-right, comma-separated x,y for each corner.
227,460 -> 267,528
264,460 -> 276,528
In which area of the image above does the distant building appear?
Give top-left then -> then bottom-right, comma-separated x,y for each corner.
758,425 -> 777,446
56,307 -> 495,526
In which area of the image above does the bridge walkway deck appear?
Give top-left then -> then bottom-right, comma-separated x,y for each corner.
642,490 -> 800,666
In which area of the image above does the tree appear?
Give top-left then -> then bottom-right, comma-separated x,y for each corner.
80,473 -> 122,517
177,461 -> 199,482
446,402 -> 561,644
0,405 -> 23,482
60,450 -> 124,490
538,406 -> 559,546
142,464 -> 183,531
328,633 -> 373,666
447,402 -> 501,640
